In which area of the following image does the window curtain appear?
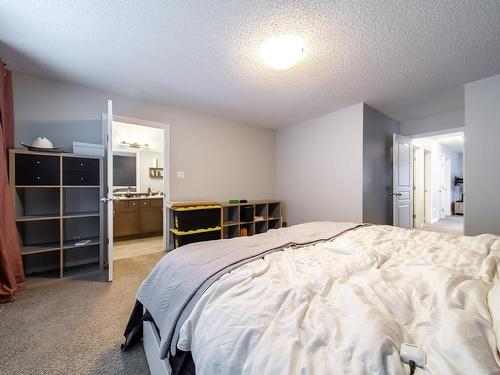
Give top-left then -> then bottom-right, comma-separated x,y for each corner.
0,60 -> 24,303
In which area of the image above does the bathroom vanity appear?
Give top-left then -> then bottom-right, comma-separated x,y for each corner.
113,196 -> 163,240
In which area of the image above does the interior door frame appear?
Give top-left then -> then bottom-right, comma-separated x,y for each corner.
444,155 -> 452,216
424,150 -> 431,224
102,108 -> 171,280
413,146 -> 425,229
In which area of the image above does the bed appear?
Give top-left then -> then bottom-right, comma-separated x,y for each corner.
123,222 -> 500,375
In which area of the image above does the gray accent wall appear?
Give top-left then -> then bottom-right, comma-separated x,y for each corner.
362,104 -> 400,225
464,74 -> 500,236
13,72 -> 276,202
276,104 -> 364,226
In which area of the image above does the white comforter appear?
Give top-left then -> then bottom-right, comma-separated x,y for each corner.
177,225 -> 500,375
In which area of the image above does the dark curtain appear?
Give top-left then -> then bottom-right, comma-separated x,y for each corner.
0,60 -> 24,303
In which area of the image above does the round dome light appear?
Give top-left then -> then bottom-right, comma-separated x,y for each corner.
259,35 -> 306,70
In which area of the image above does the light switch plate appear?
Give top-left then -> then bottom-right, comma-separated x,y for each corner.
176,171 -> 185,179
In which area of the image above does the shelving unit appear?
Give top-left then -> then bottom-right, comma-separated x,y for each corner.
9,149 -> 104,286
222,200 -> 282,239
166,200 -> 283,249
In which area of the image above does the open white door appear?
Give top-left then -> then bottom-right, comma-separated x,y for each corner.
162,128 -> 169,252
101,100 -> 114,281
392,134 -> 414,228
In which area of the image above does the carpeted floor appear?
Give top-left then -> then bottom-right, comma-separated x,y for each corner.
0,251 -> 164,375
418,215 -> 464,235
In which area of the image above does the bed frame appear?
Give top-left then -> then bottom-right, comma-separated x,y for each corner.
143,320 -> 172,375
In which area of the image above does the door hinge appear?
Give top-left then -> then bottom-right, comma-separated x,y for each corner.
413,214 -> 416,219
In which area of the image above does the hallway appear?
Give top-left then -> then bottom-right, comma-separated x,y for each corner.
418,215 -> 464,235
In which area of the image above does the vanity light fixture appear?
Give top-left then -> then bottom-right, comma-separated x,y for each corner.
120,141 -> 149,149
260,34 -> 306,70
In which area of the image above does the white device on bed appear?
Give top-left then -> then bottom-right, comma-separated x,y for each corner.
400,343 -> 426,367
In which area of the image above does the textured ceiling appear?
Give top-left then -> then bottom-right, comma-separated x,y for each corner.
1,1 -> 499,128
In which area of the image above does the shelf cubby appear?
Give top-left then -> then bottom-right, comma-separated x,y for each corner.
268,217 -> 282,230
255,220 -> 268,234
63,216 -> 100,244
63,245 -> 100,278
223,225 -> 240,239
16,219 -> 61,255
255,204 -> 268,220
63,186 -> 99,216
239,222 -> 254,236
223,205 -> 239,226
268,202 -> 281,220
22,250 -> 60,279
63,237 -> 101,249
239,205 -> 254,223
15,187 -> 60,220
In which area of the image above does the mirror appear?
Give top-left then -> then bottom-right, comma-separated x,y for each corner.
113,153 -> 137,187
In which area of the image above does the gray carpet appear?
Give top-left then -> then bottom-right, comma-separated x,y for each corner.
418,215 -> 464,235
0,251 -> 164,375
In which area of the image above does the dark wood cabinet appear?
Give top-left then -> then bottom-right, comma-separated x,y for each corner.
140,206 -> 162,234
114,198 -> 163,239
113,206 -> 140,237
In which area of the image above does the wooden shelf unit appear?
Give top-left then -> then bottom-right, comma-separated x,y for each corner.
9,149 -> 104,286
222,200 -> 283,239
166,200 -> 283,250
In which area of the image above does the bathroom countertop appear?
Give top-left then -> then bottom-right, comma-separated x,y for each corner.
114,195 -> 164,200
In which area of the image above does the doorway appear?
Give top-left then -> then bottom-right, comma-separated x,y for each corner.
412,130 -> 464,235
111,120 -> 166,260
102,101 -> 170,281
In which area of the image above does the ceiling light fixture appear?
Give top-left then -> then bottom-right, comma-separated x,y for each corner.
259,35 -> 306,70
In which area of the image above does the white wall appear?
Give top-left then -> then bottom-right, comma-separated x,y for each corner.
400,110 -> 464,136
13,72 -> 276,202
276,104 -> 364,226
464,74 -> 500,235
139,150 -> 164,193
